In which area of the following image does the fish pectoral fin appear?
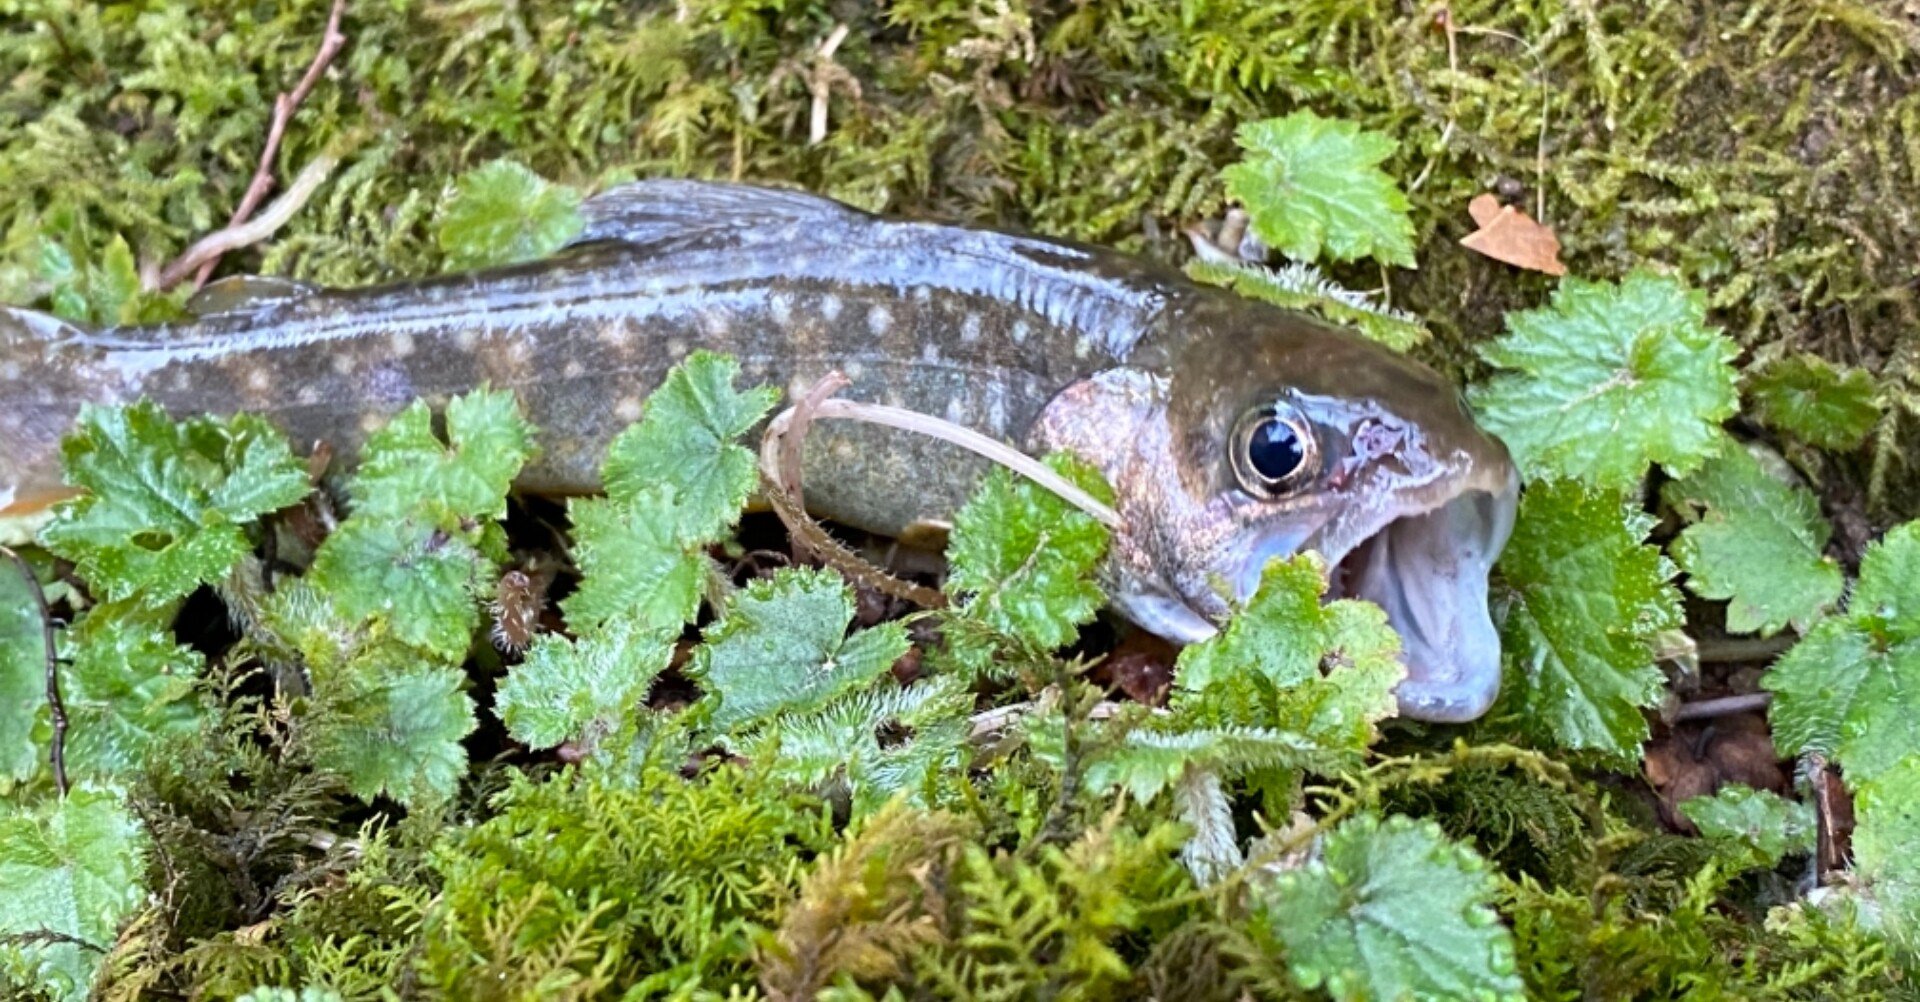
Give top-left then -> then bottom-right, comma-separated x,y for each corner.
0,305 -> 89,345
568,179 -> 872,254
186,275 -> 319,318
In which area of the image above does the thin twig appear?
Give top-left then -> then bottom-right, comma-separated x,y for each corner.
2,546 -> 66,796
1696,635 -> 1798,664
777,372 -> 851,566
185,0 -> 349,291
1670,691 -> 1771,723
155,153 -> 340,292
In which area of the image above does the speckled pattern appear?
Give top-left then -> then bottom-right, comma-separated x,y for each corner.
0,180 -> 1522,721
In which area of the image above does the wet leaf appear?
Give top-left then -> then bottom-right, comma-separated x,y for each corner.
497,619 -> 674,751
1223,111 -> 1417,267
1680,784 -> 1815,868
350,385 -> 537,524
436,160 -> 584,269
0,784 -> 148,1001
1745,356 -> 1880,451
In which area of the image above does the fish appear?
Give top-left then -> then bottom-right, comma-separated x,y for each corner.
0,179 -> 1520,722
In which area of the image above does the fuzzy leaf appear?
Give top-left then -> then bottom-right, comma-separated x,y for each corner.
1252,813 -> 1523,1002
600,351 -> 778,542
59,600 -> 207,782
1173,555 -> 1403,756
236,989 -> 346,1002
739,677 -> 972,816
1084,725 -> 1333,805
1766,524 -> 1920,786
0,567 -> 42,781
1186,257 -> 1428,351
1493,480 -> 1679,759
1469,272 -> 1739,489
436,160 -> 584,269
0,784 -> 148,1002
41,402 -> 309,603
1663,444 -> 1843,636
1746,355 -> 1880,451
1222,111 -> 1417,267
1679,784 -> 1816,868
306,518 -> 490,664
350,386 -> 537,524
1851,760 -> 1920,952
311,664 -> 475,806
496,620 -> 674,751
946,453 -> 1112,662
559,491 -> 709,636
692,568 -> 909,730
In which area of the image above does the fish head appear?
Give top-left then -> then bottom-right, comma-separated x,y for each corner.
1032,301 -> 1519,723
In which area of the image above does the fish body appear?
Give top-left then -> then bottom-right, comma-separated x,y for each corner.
0,180 -> 1519,722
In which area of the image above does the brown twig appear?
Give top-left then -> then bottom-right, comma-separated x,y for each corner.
2,546 -> 66,796
181,0 -> 348,291
1669,691 -> 1772,723
155,152 -> 340,292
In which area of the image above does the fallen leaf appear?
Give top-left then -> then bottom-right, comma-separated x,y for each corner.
1461,193 -> 1566,275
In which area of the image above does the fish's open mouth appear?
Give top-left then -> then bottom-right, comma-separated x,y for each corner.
1309,483 -> 1517,722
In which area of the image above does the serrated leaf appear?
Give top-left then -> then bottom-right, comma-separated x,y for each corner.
237,989 -> 346,1002
1185,257 -> 1428,351
1222,111 -> 1417,267
600,351 -> 778,542
1173,555 -> 1403,757
1663,443 -> 1843,635
311,664 -> 475,806
1084,725 -> 1333,805
306,518 -> 489,664
946,453 -> 1112,664
0,784 -> 148,1002
0,566 -> 43,781
1679,784 -> 1815,868
1468,272 -> 1739,489
738,676 -> 971,816
496,619 -> 674,751
692,567 -> 909,730
559,492 -> 708,636
59,600 -> 207,782
1852,760 -> 1920,952
1252,813 -> 1523,1002
436,160 -> 584,269
1746,355 -> 1881,451
1493,480 -> 1679,759
1766,523 -> 1920,787
41,402 -> 310,603
350,386 -> 537,523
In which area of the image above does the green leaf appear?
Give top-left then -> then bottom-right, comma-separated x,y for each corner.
41,402 -> 310,603
691,568 -> 910,730
559,492 -> 709,636
946,453 -> 1112,662
1852,760 -> 1920,952
1679,784 -> 1816,869
311,664 -> 475,806
1766,523 -> 1920,787
1746,355 -> 1881,451
1493,480 -> 1680,759
0,566 -> 43,782
0,784 -> 149,1002
1252,813 -> 1523,1002
600,351 -> 778,542
1173,555 -> 1403,757
1662,443 -> 1843,635
1083,725 -> 1333,805
350,386 -> 537,524
59,600 -> 207,782
1221,110 -> 1417,267
496,619 -> 675,751
236,989 -> 346,1002
1468,272 -> 1739,489
306,518 -> 490,664
739,676 -> 971,816
1185,257 -> 1428,351
436,160 -> 584,269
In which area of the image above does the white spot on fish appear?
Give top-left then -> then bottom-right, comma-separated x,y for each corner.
297,385 -> 321,406
769,292 -> 793,326
787,375 -> 810,400
668,337 -> 689,359
598,323 -> 626,349
945,396 -> 968,423
912,286 -> 932,303
563,360 -> 585,380
390,333 -> 415,359
867,305 -> 892,336
820,294 -> 843,322
615,396 -> 644,422
959,315 -> 983,343
331,354 -> 356,376
1074,336 -> 1093,359
454,329 -> 480,352
920,342 -> 942,363
1010,320 -> 1032,345
359,412 -> 385,434
700,312 -> 730,338
245,368 -> 274,394
0,361 -> 19,381
884,388 -> 905,407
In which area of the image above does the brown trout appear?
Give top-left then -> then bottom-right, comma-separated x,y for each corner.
0,180 -> 1519,721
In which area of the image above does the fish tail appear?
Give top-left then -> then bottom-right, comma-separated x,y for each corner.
0,307 -> 128,517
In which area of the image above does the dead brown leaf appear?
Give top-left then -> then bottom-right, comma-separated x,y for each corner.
1461,193 -> 1567,275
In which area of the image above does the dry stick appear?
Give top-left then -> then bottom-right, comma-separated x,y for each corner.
155,153 -> 340,292
1,547 -> 66,796
185,0 -> 349,291
1670,691 -> 1772,723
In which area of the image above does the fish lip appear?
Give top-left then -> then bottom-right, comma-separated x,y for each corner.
1240,458 -> 1520,723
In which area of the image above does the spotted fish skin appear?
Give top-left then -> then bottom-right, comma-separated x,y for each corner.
1,180 -> 1523,725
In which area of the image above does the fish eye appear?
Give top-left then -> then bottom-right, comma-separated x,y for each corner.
1231,402 -> 1319,498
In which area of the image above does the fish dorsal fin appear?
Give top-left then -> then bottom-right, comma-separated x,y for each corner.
186,275 -> 318,318
567,179 -> 871,253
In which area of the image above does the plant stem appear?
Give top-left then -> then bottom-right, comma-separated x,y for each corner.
2,546 -> 66,796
